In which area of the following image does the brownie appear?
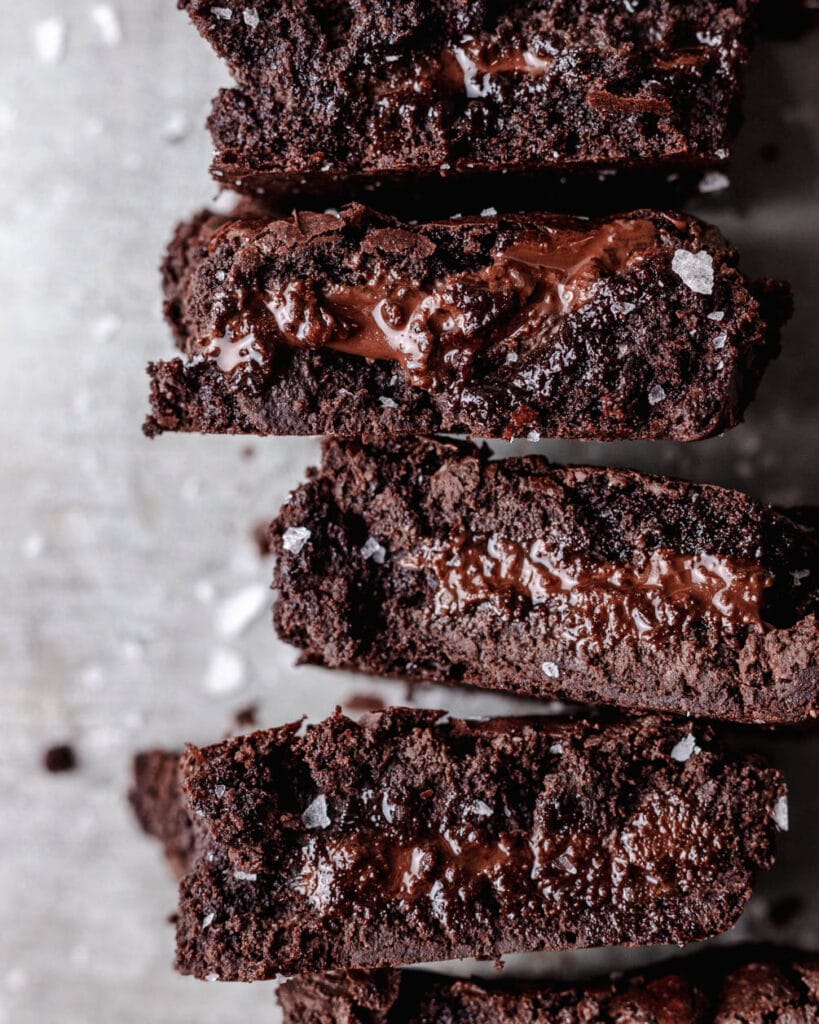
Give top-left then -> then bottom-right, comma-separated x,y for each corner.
277,955 -> 819,1024
134,708 -> 784,980
272,438 -> 819,724
146,204 -> 789,442
176,0 -> 759,199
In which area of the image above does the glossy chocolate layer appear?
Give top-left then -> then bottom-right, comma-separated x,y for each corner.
202,217 -> 658,387
403,536 -> 773,651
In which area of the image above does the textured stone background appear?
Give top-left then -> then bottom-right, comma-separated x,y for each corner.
0,4 -> 817,1022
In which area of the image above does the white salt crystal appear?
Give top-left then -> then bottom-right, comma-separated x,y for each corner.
672,249 -> 714,295
302,795 -> 331,829
541,661 -> 560,678
670,733 -> 699,762
282,526 -> 311,555
379,396 -> 397,408
648,384 -> 666,406
698,171 -> 730,194
90,5 -> 123,47
203,648 -> 246,696
242,7 -> 260,28
361,537 -> 386,564
205,973 -> 220,982
713,333 -> 727,350
214,784 -> 226,798
212,6 -> 233,18
34,18 -> 67,65
215,584 -> 268,639
202,912 -> 215,929
234,871 -> 258,881
381,792 -> 396,823
468,799 -> 493,817
707,311 -> 725,321
481,207 -> 498,217
773,795 -> 789,832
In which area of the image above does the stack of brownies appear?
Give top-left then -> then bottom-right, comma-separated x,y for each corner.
133,1 -> 819,1020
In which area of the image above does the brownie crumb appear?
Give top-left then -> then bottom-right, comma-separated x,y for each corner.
251,521 -> 273,557
234,703 -> 259,728
43,744 -> 77,774
344,693 -> 387,713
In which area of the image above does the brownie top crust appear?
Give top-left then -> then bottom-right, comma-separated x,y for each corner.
149,203 -> 789,442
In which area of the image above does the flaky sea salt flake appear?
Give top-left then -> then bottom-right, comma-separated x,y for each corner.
202,912 -> 215,929
670,733 -> 700,762
648,384 -> 666,406
672,249 -> 714,295
698,171 -> 730,194
361,537 -> 387,564
234,871 -> 258,881
283,526 -> 311,554
707,311 -> 725,321
773,795 -> 789,832
242,7 -> 260,28
302,795 -> 331,829
212,6 -> 233,19
542,661 -> 560,678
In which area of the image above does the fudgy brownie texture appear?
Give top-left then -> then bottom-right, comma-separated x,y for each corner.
277,955 -> 819,1024
177,0 -> 759,198
272,438 -> 819,724
141,708 -> 784,980
147,204 -> 789,442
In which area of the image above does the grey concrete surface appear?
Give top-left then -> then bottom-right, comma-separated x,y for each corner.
0,4 -> 817,1022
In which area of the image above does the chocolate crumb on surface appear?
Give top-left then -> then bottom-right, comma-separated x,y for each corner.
272,437 -> 818,725
43,744 -> 77,774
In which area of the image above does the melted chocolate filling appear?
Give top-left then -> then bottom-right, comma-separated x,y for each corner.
403,535 -> 773,651
289,787 -> 718,926
202,218 -> 658,388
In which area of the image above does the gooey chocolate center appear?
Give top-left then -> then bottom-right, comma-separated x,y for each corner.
203,218 -> 658,387
402,535 -> 773,650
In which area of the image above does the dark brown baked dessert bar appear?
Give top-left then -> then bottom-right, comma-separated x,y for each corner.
131,708 -> 785,979
277,955 -> 819,1024
146,204 -> 789,441
176,0 -> 760,198
272,438 -> 818,724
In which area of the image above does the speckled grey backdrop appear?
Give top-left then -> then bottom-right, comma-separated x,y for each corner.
1,4 -> 817,1023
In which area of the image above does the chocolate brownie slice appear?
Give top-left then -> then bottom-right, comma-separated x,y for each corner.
153,709 -> 783,979
146,204 -> 789,441
177,0 -> 759,198
272,438 -> 819,724
277,955 -> 819,1024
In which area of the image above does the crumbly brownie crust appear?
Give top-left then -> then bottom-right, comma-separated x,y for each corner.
147,204 -> 789,442
165,708 -> 783,979
272,438 -> 818,724
278,955 -> 819,1024
177,0 -> 759,197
